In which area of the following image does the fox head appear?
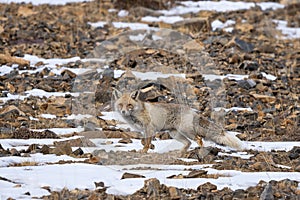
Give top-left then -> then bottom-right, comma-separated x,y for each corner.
113,89 -> 142,117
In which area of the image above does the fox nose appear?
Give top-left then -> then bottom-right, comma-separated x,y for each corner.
121,110 -> 126,114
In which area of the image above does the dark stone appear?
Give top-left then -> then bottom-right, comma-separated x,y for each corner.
232,189 -> 246,199
26,144 -> 40,153
288,146 -> 300,160
260,183 -> 274,200
72,148 -> 84,156
40,145 -> 50,154
239,61 -> 259,71
238,79 -> 256,89
234,38 -> 254,53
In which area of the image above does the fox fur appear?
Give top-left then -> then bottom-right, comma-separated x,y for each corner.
113,89 -> 243,153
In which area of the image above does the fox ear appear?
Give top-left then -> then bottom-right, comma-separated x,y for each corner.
113,88 -> 122,99
130,90 -> 140,100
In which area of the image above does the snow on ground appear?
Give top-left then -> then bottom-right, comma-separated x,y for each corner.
164,1 -> 284,15
273,20 -> 300,39
0,136 -> 83,149
141,15 -> 185,24
0,89 -> 80,103
0,153 -> 86,167
85,137 -> 300,155
0,162 -> 299,199
89,21 -> 159,31
32,127 -> 85,136
212,19 -> 236,32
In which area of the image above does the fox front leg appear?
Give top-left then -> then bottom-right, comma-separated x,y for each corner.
140,127 -> 155,153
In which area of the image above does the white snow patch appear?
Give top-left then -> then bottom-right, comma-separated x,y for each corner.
32,127 -> 85,135
89,21 -> 107,28
89,21 -> 159,31
244,141 -> 300,152
129,33 -> 147,41
142,15 -> 184,24
0,90 -> 79,103
0,153 -> 85,167
0,163 -> 298,199
203,74 -> 248,81
158,1 -> 283,16
112,22 -> 155,30
118,10 -> 129,17
25,89 -> 79,98
214,107 -> 253,112
261,72 -> 277,81
274,20 -> 300,39
212,19 -> 235,32
0,65 -> 14,76
0,136 -> 83,149
40,114 -> 57,119
114,69 -> 186,80
63,114 -> 94,120
218,152 -> 253,159
108,8 -> 117,13
23,54 -> 80,66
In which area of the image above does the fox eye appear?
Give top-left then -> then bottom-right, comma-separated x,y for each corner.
118,103 -> 123,108
127,104 -> 134,110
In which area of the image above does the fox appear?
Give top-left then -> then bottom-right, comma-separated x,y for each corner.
113,89 -> 243,154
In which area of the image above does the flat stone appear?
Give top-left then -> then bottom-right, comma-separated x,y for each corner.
121,172 -> 145,179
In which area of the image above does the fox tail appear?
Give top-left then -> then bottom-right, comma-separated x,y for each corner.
208,131 -> 244,150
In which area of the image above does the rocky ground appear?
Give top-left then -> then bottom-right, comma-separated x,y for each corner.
0,0 -> 300,199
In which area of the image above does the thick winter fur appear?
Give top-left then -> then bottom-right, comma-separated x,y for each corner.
113,89 -> 243,153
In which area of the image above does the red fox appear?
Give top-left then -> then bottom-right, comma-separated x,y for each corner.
113,89 -> 243,154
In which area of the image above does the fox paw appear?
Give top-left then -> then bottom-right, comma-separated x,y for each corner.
139,148 -> 149,153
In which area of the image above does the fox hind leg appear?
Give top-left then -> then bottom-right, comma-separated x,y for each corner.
169,130 -> 191,155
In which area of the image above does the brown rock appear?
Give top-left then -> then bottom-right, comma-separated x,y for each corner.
295,164 -> 300,172
10,148 -> 20,156
118,138 -> 133,144
86,155 -> 101,164
185,170 -> 208,178
5,82 -> 16,93
102,130 -> 141,139
144,178 -> 161,199
0,53 -> 29,66
197,182 -> 217,192
40,145 -> 51,154
250,93 -> 276,103
183,40 -> 205,53
17,6 -> 38,17
52,143 -> 72,156
121,172 -> 145,179
26,144 -> 40,153
168,186 -> 181,200
0,105 -> 26,118
61,69 -> 77,79
54,137 -> 96,147
39,97 -> 71,117
251,162 -> 268,171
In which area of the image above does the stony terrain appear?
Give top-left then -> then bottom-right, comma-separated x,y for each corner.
0,0 -> 299,199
